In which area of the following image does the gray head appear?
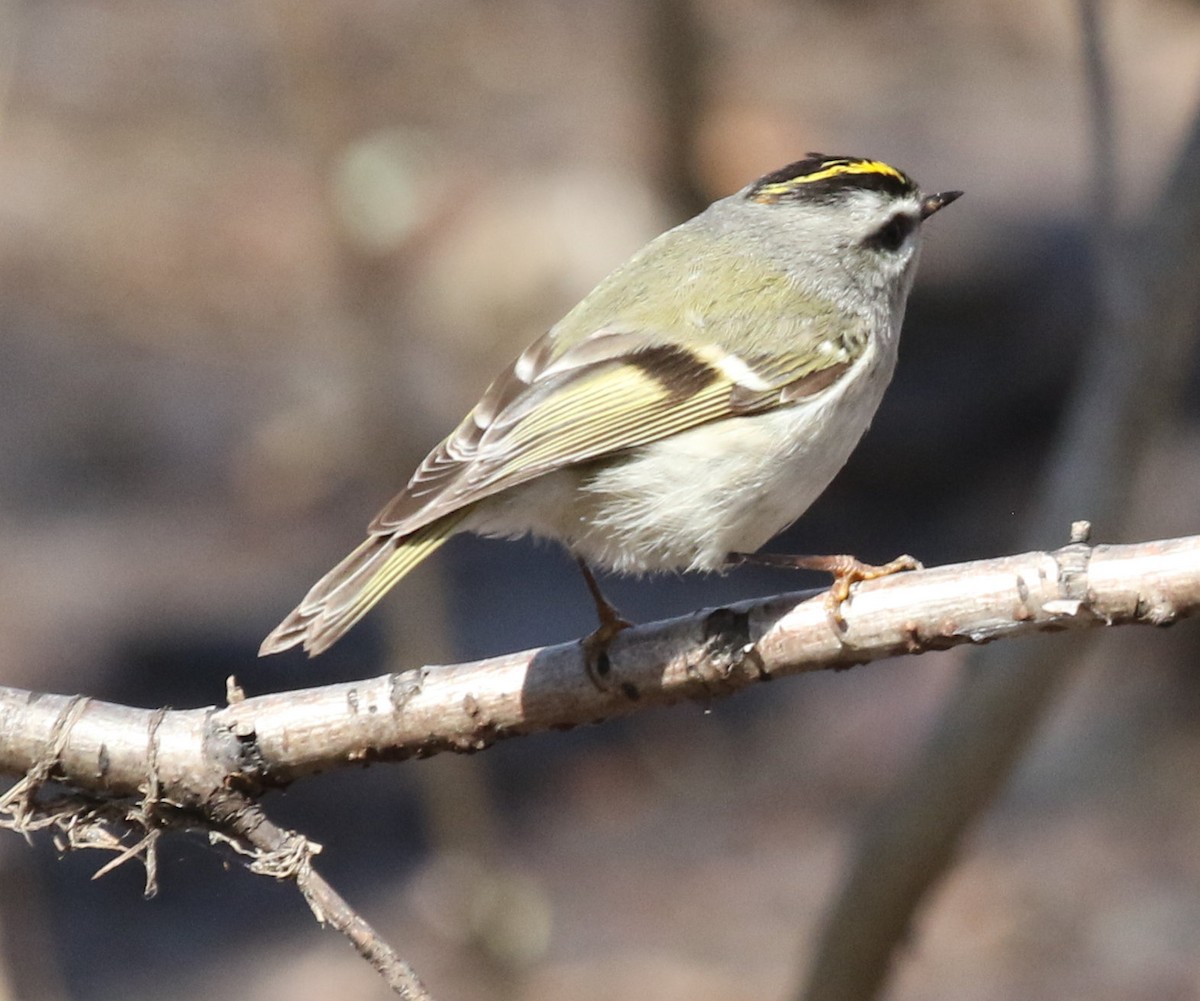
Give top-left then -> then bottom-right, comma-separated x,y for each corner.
724,153 -> 961,318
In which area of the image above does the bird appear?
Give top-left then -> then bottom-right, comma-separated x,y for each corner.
260,154 -> 960,659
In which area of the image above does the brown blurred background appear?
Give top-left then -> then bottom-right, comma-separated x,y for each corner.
1,1 -> 1200,999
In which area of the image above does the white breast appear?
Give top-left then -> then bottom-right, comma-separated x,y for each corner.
469,332 -> 900,575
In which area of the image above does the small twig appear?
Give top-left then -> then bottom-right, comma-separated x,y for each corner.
0,696 -> 90,838
209,793 -> 434,1001
1,779 -> 436,998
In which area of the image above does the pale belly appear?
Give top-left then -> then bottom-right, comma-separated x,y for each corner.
466,341 -> 896,574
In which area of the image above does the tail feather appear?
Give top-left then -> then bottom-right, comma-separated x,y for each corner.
259,512 -> 466,657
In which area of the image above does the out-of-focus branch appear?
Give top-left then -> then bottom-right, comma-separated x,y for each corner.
645,0 -> 712,220
797,11 -> 1200,998
0,0 -> 17,141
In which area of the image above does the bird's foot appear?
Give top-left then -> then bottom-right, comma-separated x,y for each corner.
728,551 -> 922,616
576,560 -> 634,690
580,612 -> 634,690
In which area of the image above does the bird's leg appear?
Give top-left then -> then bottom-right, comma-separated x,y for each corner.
728,551 -> 921,612
576,559 -> 633,689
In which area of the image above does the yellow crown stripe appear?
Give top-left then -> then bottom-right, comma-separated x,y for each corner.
757,159 -> 907,196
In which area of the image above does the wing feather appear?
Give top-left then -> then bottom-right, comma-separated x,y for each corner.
369,324 -> 864,535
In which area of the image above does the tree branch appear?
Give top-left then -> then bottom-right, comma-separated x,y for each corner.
1,533 -> 1196,796
1,531 -> 1197,997
210,792 -> 434,1001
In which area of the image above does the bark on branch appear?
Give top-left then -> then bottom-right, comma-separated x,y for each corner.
2,533 -> 1197,798
1,531 -> 1196,997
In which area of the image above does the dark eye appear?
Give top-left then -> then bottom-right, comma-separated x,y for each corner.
869,213 -> 916,252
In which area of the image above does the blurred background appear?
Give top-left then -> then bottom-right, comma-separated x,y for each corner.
1,1 -> 1199,999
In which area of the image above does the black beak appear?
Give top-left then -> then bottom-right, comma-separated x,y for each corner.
920,190 -> 963,220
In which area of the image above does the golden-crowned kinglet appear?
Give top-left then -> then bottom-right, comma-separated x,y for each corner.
261,154 -> 960,657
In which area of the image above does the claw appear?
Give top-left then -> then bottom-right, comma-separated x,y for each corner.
577,560 -> 633,690
729,551 -> 922,615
